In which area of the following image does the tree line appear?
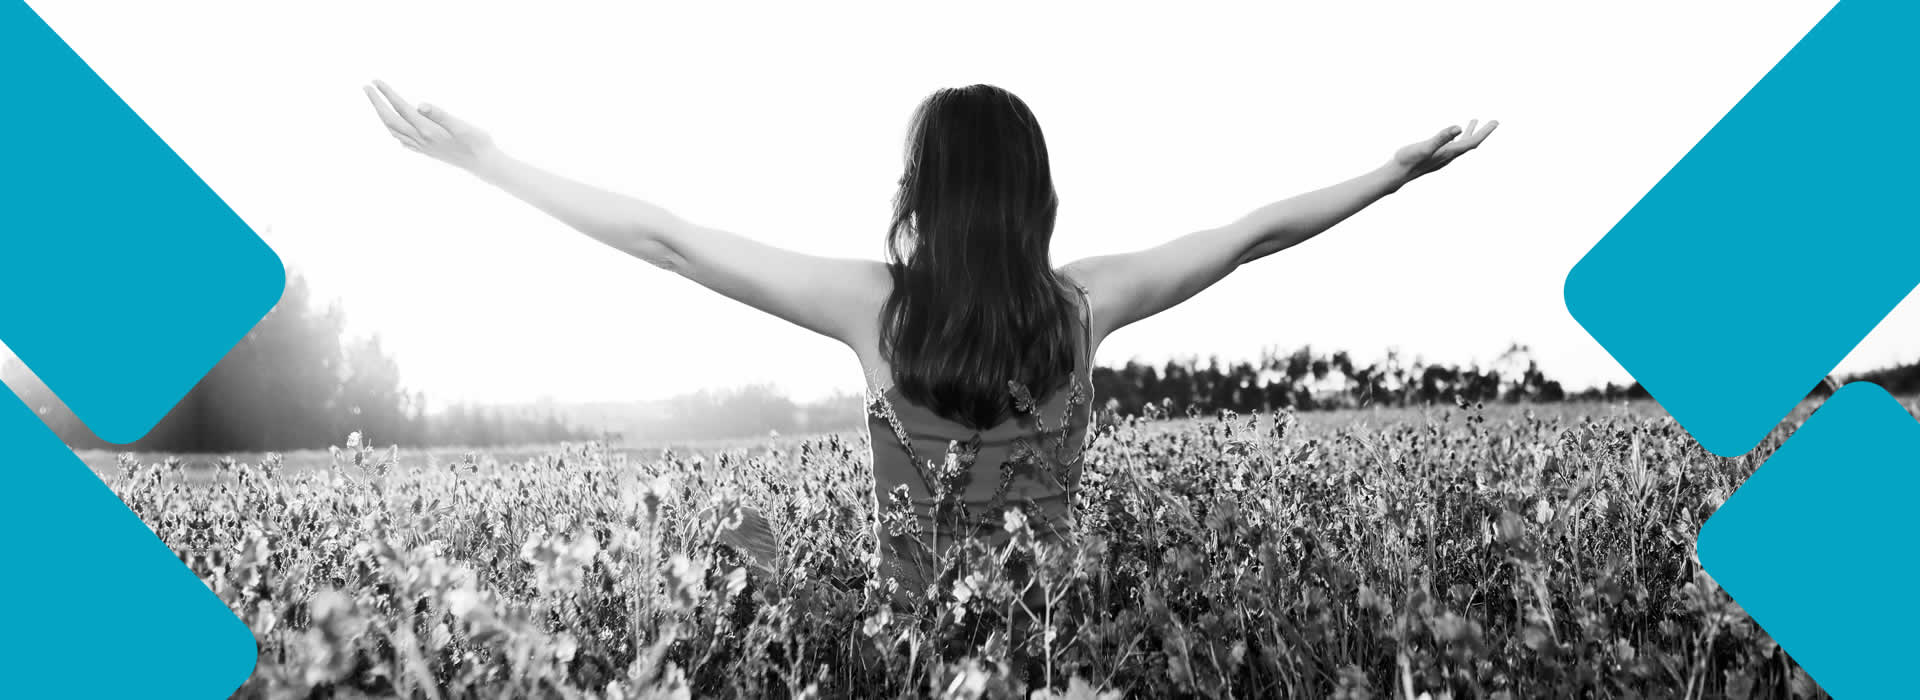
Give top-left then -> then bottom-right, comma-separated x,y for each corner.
2,273 -> 588,453
563,344 -> 1639,443
1846,360 -> 1920,396
1085,344 -> 1638,416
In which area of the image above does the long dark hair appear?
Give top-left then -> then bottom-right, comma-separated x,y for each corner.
881,84 -> 1079,430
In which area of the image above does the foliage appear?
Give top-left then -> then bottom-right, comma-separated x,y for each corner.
102,396 -> 1910,698
1845,360 -> 1920,396
2,272 -> 587,452
1091,344 -> 1604,418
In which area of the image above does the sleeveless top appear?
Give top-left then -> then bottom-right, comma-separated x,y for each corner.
862,275 -> 1096,601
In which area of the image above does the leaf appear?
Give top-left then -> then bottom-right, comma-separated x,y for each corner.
722,566 -> 748,599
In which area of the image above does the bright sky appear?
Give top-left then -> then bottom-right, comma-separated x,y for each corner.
21,0 -> 1914,408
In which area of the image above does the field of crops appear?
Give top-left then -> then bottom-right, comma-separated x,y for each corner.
100,397 -> 1913,699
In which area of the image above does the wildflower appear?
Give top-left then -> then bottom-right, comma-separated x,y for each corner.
1009,380 -> 1037,414
1002,507 -> 1029,534
883,484 -> 920,538
943,659 -> 991,699
662,554 -> 706,609
862,608 -> 892,637
952,575 -> 975,606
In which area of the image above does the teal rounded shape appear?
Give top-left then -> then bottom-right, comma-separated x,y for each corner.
1696,382 -> 1920,698
0,0 -> 285,444
1564,0 -> 1920,458
0,389 -> 260,697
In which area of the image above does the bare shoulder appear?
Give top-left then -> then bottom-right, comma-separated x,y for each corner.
836,258 -> 893,295
831,257 -> 892,312
837,259 -> 896,377
1058,258 -> 1121,348
1059,256 -> 1120,289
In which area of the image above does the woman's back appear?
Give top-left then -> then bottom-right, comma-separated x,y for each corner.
863,275 -> 1096,600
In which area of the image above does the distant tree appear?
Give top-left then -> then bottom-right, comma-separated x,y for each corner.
3,272 -> 353,452
3,270 -> 585,452
337,335 -> 411,444
1847,362 -> 1920,395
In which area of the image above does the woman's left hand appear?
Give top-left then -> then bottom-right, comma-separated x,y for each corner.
1391,119 -> 1499,182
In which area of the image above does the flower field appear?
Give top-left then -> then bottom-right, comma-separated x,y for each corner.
98,397 -> 1910,699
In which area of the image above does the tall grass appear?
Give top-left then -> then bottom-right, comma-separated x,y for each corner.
106,397 -> 1910,698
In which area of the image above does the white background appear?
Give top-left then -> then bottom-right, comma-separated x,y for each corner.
18,0 -> 1912,408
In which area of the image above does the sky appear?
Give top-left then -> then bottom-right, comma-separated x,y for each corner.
17,0 -> 1914,409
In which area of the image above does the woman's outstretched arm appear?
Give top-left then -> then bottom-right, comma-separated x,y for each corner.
363,80 -> 886,345
1064,121 -> 1497,347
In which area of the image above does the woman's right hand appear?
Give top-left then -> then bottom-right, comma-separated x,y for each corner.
363,80 -> 499,172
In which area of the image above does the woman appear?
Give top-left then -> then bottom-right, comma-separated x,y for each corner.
362,81 -> 1495,606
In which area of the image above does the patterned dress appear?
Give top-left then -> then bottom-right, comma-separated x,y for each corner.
717,276 -> 1096,607
864,277 -> 1097,603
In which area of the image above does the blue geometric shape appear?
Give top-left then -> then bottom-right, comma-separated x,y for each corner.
1696,382 -> 1920,699
1564,0 -> 1920,457
0,387 -> 259,698
0,0 -> 283,444
1,2 -> 277,696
